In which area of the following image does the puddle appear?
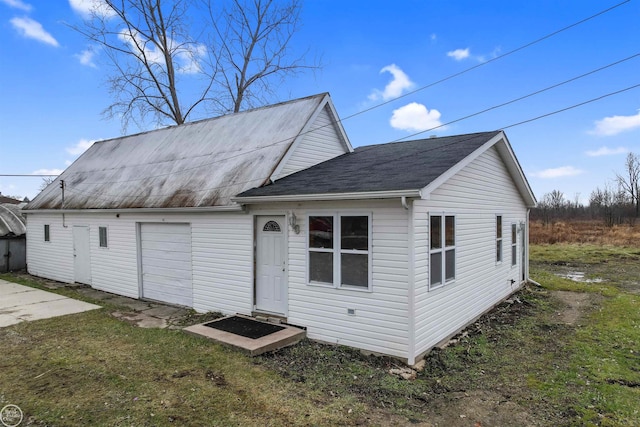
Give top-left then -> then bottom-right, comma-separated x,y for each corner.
556,271 -> 604,283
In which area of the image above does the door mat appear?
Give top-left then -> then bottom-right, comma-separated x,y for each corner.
203,316 -> 285,339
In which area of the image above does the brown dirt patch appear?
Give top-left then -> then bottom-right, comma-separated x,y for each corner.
551,291 -> 601,325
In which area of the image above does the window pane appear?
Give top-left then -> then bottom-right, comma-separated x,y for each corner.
445,216 -> 455,247
496,216 -> 502,239
341,216 -> 368,251
430,252 -> 442,286
512,245 -> 517,266
309,216 -> 333,249
341,253 -> 368,287
511,223 -> 517,244
430,216 -> 442,249
99,227 -> 108,247
309,251 -> 333,283
497,240 -> 502,262
44,224 -> 50,242
445,249 -> 455,281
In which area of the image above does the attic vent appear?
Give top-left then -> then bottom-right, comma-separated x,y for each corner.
263,221 -> 281,232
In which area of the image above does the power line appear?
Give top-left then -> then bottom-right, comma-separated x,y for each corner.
4,1 -> 632,184
0,174 -> 59,177
393,52 -> 640,142
56,82 -> 640,201
341,0 -> 632,122
501,83 -> 640,130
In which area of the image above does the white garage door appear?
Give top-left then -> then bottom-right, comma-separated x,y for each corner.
140,223 -> 192,306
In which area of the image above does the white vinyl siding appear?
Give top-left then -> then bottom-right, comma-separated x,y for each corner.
413,146 -> 527,361
252,200 -> 410,359
276,106 -> 348,179
191,215 -> 253,315
26,212 -> 255,311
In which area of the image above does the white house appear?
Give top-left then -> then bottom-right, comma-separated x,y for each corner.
24,93 -> 536,364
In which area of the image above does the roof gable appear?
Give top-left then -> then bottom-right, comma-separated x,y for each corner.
270,94 -> 352,181
26,94 -> 334,210
235,130 -> 536,207
237,131 -> 503,199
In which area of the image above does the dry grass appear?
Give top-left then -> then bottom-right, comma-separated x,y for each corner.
530,219 -> 640,246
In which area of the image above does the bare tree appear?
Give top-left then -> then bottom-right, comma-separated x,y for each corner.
616,152 -> 640,217
71,0 -> 314,129
206,0 -> 312,114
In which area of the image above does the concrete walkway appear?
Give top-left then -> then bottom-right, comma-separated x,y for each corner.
0,279 -> 101,327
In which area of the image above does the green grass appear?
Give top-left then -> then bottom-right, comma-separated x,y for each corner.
0,308 -> 364,426
2,243 -> 639,426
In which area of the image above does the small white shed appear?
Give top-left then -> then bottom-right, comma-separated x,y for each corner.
24,93 -> 536,364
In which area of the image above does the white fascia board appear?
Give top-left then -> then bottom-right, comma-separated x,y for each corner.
323,95 -> 354,153
232,189 -> 421,204
495,133 -> 537,207
22,205 -> 246,214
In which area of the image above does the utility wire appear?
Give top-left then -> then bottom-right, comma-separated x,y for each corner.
392,52 -> 640,142
340,0 -> 632,122
57,82 -> 640,201
0,174 -> 60,177
4,1 -> 632,183
68,51 -> 640,186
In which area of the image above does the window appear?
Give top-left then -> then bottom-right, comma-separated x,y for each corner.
44,224 -> 50,242
430,214 -> 455,289
496,215 -> 503,263
511,223 -> 517,266
308,214 -> 371,289
99,226 -> 108,248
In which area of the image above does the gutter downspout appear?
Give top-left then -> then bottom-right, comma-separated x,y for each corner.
61,179 -> 68,228
401,196 -> 409,210
525,208 -> 541,286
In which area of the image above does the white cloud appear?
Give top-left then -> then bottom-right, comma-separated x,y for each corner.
119,29 -> 205,74
66,138 -> 96,155
76,47 -> 97,68
68,0 -> 116,18
589,110 -> 640,136
430,33 -> 437,42
447,47 -> 500,63
390,102 -> 443,132
530,166 -> 584,179
585,146 -> 628,157
447,48 -> 470,61
0,0 -> 32,12
32,168 -> 64,176
368,64 -> 414,101
10,16 -> 59,47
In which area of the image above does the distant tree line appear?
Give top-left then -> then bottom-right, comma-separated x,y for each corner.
531,152 -> 640,227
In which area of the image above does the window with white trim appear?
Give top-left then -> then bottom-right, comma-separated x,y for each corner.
430,214 -> 455,289
44,224 -> 50,242
511,223 -> 517,266
496,215 -> 503,263
99,226 -> 108,248
308,214 -> 371,290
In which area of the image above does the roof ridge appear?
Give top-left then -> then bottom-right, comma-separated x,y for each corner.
93,92 -> 330,147
355,130 -> 502,151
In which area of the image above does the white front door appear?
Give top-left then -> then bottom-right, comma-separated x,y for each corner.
73,225 -> 92,285
255,216 -> 287,315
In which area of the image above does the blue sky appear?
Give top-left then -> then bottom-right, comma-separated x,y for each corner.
1,0 -> 639,203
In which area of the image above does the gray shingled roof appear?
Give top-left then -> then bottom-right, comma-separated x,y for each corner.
237,131 -> 502,198
26,94 -> 330,210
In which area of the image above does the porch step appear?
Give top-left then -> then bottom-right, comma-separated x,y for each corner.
183,315 -> 306,356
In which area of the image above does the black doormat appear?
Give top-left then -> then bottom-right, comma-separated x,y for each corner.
203,316 -> 285,339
